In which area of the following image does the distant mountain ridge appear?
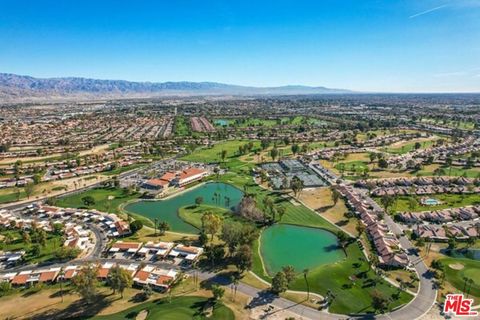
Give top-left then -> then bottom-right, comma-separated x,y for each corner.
0,73 -> 353,101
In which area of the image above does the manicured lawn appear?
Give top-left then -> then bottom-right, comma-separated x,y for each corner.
178,204 -> 246,229
181,139 -> 260,164
55,187 -> 140,214
441,257 -> 480,299
0,230 -> 63,264
252,233 -> 412,314
420,118 -> 476,130
383,139 -> 436,155
91,296 -> 234,320
375,193 -> 480,213
102,163 -> 146,176
174,116 -> 191,136
289,243 -> 412,314
0,189 -> 26,204
335,160 -> 369,174
417,165 -> 480,178
232,118 -> 278,127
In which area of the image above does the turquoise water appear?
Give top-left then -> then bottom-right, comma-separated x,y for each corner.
214,119 -> 230,126
423,198 -> 441,205
125,182 -> 244,234
260,224 -> 344,275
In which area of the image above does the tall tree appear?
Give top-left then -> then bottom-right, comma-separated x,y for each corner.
108,265 -> 133,298
290,176 -> 304,198
303,269 -> 310,299
73,264 -> 99,303
234,244 -> 253,273
331,188 -> 340,205
158,221 -> 170,235
210,284 -> 225,303
271,271 -> 288,294
270,148 -> 279,161
282,265 -> 296,284
201,212 -> 223,242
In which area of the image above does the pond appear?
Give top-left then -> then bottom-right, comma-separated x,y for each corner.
444,249 -> 480,261
125,182 -> 244,234
260,224 -> 345,275
214,119 -> 230,126
421,197 -> 441,206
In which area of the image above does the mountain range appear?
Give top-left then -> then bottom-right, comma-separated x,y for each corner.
0,73 -> 352,101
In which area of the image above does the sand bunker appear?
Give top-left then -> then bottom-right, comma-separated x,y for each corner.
449,263 -> 464,270
136,310 -> 148,320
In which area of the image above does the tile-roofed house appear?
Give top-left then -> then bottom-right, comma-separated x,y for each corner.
109,241 -> 142,254
133,265 -> 179,292
11,271 -> 31,286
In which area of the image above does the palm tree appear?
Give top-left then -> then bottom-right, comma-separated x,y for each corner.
303,269 -> 310,299
466,278 -> 474,298
154,218 -> 158,236
58,269 -> 65,302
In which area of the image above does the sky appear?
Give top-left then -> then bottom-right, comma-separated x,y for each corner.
0,0 -> 479,92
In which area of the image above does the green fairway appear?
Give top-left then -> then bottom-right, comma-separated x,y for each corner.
418,166 -> 480,178
55,187 -> 140,214
289,243 -> 412,314
181,139 -> 260,164
0,230 -> 63,264
383,139 -> 436,155
178,204 -> 247,229
90,296 -> 234,320
375,193 -> 480,213
335,160 -> 369,174
0,189 -> 26,204
174,115 -> 191,136
102,163 -> 146,176
441,257 -> 480,299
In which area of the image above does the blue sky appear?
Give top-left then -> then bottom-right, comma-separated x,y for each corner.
0,0 -> 479,92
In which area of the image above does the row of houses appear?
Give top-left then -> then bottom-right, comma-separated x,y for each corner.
356,176 -> 474,189
399,205 -> 480,224
44,156 -> 146,181
108,241 -> 204,265
25,204 -> 131,238
361,133 -> 427,148
337,185 -> 409,268
386,136 -> 479,169
414,224 -> 479,241
0,263 -> 180,292
0,208 -> 94,256
370,185 -> 479,197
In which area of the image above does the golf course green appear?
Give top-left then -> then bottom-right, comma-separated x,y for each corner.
125,182 -> 244,234
260,224 -> 344,275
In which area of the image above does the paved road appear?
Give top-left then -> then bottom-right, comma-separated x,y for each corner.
0,165 -> 146,211
358,187 -> 437,320
0,161 -> 437,319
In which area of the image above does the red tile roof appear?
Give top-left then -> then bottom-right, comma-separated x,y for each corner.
156,275 -> 173,285
160,172 -> 176,182
39,271 -> 58,282
11,274 -> 29,285
178,168 -> 206,180
145,179 -> 169,187
111,241 -> 141,250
